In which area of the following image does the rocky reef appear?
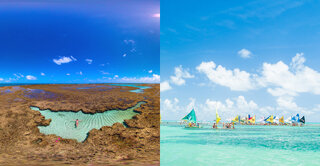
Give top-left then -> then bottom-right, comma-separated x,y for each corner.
0,84 -> 160,165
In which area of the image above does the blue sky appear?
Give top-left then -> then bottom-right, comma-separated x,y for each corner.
0,0 -> 159,83
161,0 -> 320,122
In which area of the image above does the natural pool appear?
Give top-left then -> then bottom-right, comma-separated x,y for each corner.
109,84 -> 150,93
30,101 -> 145,142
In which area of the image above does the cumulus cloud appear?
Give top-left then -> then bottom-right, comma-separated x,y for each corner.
85,59 -> 93,64
200,96 -> 259,120
41,73 -> 45,76
162,53 -> 320,121
197,61 -> 256,91
120,74 -> 160,83
170,65 -> 194,85
259,53 -> 320,96
161,96 -> 267,121
66,73 -> 70,76
160,81 -> 172,92
238,48 -> 252,58
161,98 -> 195,120
0,78 -> 3,81
53,56 -> 77,65
26,75 -> 37,80
148,70 -> 153,73
123,54 -> 127,57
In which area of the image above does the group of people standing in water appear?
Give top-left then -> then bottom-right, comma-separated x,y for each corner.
212,122 -> 235,129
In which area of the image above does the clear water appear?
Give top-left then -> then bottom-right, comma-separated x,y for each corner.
30,101 -> 145,142
161,124 -> 320,166
109,84 -> 150,93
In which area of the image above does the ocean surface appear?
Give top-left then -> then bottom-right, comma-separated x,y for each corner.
0,83 -> 36,87
160,124 -> 320,166
30,101 -> 145,142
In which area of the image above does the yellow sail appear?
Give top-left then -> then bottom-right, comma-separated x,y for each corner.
248,115 -> 255,124
266,115 -> 274,123
232,115 -> 239,122
279,116 -> 284,123
216,107 -> 221,124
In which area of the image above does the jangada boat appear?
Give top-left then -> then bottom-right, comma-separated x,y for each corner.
182,109 -> 200,128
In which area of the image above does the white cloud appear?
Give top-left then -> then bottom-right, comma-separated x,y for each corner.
170,65 -> 194,85
53,56 -> 77,65
78,71 -> 83,75
41,73 -> 45,76
197,61 -> 256,91
148,70 -> 153,73
160,81 -> 172,92
161,96 -> 263,121
120,74 -> 160,83
114,75 -> 119,78
100,71 -> 109,75
0,78 -> 3,81
26,75 -> 37,80
161,98 -> 194,120
123,54 -> 127,57
66,73 -> 70,76
259,53 -> 320,96
85,59 -> 93,64
238,48 -> 252,58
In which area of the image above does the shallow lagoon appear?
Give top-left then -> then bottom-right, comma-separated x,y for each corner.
160,124 -> 320,166
31,101 -> 145,142
108,83 -> 150,93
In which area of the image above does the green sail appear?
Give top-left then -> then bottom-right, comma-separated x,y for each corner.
182,109 -> 197,123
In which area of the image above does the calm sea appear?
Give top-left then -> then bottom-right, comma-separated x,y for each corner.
161,124 -> 320,166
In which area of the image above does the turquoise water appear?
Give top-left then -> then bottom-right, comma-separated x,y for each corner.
161,124 -> 320,166
109,84 -> 150,93
30,102 -> 145,142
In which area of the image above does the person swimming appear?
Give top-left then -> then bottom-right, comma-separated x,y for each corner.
75,119 -> 82,128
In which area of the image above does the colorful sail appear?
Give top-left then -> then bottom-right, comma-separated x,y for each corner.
216,107 -> 221,124
279,116 -> 284,123
240,117 -> 246,124
248,115 -> 255,124
299,116 -> 305,124
182,109 -> 197,123
265,115 -> 274,123
232,115 -> 240,123
291,114 -> 299,123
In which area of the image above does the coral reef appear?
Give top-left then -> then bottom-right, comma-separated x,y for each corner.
0,84 -> 160,165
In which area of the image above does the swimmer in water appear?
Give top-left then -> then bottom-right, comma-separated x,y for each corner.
75,119 -> 82,128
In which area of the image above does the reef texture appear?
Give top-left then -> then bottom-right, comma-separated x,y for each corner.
0,84 -> 160,165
